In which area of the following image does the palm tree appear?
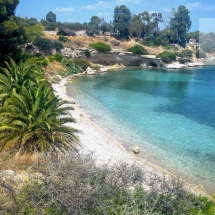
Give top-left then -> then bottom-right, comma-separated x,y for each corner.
0,58 -> 45,105
0,59 -> 78,154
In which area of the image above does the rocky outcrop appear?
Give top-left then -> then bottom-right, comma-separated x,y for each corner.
61,48 -> 89,58
89,51 -> 165,67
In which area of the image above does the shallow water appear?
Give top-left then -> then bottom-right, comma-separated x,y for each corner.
67,66 -> 215,192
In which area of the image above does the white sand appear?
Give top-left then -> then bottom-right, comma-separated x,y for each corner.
52,78 -> 166,173
52,77 -> 211,198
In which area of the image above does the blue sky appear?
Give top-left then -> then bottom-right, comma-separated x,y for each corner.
16,0 -> 215,32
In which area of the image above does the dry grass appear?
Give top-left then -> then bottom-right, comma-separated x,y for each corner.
0,153 -> 39,172
44,33 -> 173,56
45,60 -> 67,75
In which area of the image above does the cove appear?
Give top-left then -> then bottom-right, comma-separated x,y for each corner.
67,66 -> 215,193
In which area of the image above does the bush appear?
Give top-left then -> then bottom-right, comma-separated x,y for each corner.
61,58 -> 78,74
26,55 -> 48,68
72,58 -> 91,72
128,44 -> 148,55
34,37 -> 53,50
196,50 -> 207,58
157,51 -> 176,63
89,42 -> 111,52
57,29 -> 76,36
58,36 -> 68,43
1,152 -> 215,214
53,40 -> 64,52
178,57 -> 191,64
178,49 -> 193,58
85,49 -> 91,58
48,53 -> 63,62
110,39 -> 120,46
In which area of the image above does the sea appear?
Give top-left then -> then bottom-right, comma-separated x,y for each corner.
67,66 -> 215,194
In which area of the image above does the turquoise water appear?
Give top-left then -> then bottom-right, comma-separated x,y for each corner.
67,66 -> 215,191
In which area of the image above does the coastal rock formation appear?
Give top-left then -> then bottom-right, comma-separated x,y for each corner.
90,52 -> 165,67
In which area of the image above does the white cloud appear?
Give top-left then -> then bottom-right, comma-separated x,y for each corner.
81,5 -> 96,10
82,1 -> 111,10
54,7 -> 75,12
186,2 -> 201,9
98,1 -> 110,7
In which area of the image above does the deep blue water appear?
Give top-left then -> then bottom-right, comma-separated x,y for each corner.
67,66 -> 215,190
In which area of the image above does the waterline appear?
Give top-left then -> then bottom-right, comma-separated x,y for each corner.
67,66 -> 215,194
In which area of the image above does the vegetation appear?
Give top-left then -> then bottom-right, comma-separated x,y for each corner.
128,45 -> 148,55
157,51 -> 176,63
72,58 -> 91,72
34,37 -> 64,53
0,59 -> 77,154
169,6 -> 192,47
196,49 -> 207,59
58,36 -> 68,43
199,32 -> 215,53
61,58 -> 78,74
84,49 -> 91,58
178,49 -> 193,58
46,11 -> 56,23
89,42 -> 111,52
110,39 -> 120,46
0,152 -> 214,214
113,5 -> 132,37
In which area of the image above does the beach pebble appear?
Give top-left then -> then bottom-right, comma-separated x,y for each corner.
131,147 -> 140,155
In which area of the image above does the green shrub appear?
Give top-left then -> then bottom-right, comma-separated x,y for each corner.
26,55 -> 48,68
85,49 -> 91,58
61,58 -> 78,74
57,29 -> 76,36
48,53 -> 63,62
89,42 -> 111,52
178,57 -> 191,64
178,49 -> 193,58
34,37 -> 53,50
157,51 -> 176,63
128,45 -> 147,55
110,39 -> 120,46
2,153 -> 215,214
196,50 -> 207,58
58,36 -> 68,43
53,40 -> 64,52
72,59 -> 91,72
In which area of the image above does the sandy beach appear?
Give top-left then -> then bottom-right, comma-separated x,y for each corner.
52,76 -> 213,199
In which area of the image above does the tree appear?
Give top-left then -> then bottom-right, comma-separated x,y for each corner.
46,11 -> 56,22
0,0 -> 26,65
0,60 -> 77,154
129,14 -> 143,37
169,5 -> 191,47
0,58 -> 45,104
24,23 -> 44,43
0,0 -> 19,22
113,5 -> 132,37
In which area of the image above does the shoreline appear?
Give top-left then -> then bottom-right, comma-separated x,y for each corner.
52,75 -> 213,199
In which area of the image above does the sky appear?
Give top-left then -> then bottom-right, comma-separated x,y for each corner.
16,0 -> 215,32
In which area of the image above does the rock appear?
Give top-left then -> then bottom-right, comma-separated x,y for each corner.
99,68 -> 108,73
131,147 -> 140,155
86,67 -> 95,75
